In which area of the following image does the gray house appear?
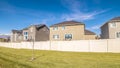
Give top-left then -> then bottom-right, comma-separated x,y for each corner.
11,24 -> 49,42
101,17 -> 120,39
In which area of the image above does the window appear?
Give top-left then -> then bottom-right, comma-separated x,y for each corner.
65,34 -> 72,40
110,23 -> 116,28
53,35 -> 59,39
23,32 -> 28,40
62,26 -> 65,30
116,32 -> 120,38
25,36 -> 28,40
53,27 -> 58,30
24,32 -> 27,35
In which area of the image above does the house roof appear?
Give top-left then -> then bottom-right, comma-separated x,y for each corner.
85,30 -> 96,35
22,24 -> 47,30
50,21 -> 84,27
111,17 -> 120,21
12,30 -> 22,33
34,24 -> 46,29
101,16 -> 120,28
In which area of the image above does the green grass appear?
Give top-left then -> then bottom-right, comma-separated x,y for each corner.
0,47 -> 120,68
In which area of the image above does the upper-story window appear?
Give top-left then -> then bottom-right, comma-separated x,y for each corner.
62,26 -> 65,30
116,32 -> 120,38
53,27 -> 58,30
110,23 -> 116,28
24,32 -> 28,35
65,34 -> 72,40
24,32 -> 28,40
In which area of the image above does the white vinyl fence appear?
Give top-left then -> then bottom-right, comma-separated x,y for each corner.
0,39 -> 120,53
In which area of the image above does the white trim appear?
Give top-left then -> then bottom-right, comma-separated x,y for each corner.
53,34 -> 59,39
110,23 -> 117,28
62,26 -> 65,30
53,27 -> 58,30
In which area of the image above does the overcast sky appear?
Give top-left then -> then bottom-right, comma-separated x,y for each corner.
0,0 -> 120,35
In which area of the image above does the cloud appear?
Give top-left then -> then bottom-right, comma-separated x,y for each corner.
61,10 -> 108,21
86,25 -> 101,30
61,0 -> 82,12
60,0 -> 108,21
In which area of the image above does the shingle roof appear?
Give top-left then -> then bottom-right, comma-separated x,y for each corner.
50,21 -> 84,27
101,16 -> 120,28
22,24 -> 46,30
85,30 -> 96,35
12,30 -> 22,33
111,17 -> 120,21
34,24 -> 45,29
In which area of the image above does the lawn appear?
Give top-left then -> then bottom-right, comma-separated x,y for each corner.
0,47 -> 120,68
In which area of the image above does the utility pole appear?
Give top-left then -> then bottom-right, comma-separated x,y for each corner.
30,28 -> 35,61
31,37 -> 35,60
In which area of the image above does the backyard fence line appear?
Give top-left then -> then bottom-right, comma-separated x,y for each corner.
0,39 -> 120,53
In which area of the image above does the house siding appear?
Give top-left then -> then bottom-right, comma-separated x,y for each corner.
50,24 -> 96,41
35,26 -> 49,41
101,23 -> 109,39
109,22 -> 120,39
11,24 -> 49,42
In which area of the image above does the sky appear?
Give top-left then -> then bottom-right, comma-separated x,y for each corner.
0,0 -> 120,35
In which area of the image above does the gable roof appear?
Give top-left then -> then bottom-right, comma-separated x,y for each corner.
50,21 -> 84,27
111,17 -> 120,21
22,24 -> 47,30
101,16 -> 120,28
12,30 -> 22,33
85,30 -> 96,35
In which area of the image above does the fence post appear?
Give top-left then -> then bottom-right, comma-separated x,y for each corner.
89,40 -> 90,52
50,41 -> 51,50
107,39 -> 108,52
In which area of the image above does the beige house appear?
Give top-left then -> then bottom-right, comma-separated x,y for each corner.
50,21 -> 96,41
101,17 -> 120,39
11,24 -> 49,42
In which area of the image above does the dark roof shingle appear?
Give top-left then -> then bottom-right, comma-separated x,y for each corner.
50,21 -> 84,27
111,17 -> 120,21
22,24 -> 46,30
12,30 -> 22,33
85,30 -> 96,35
101,16 -> 120,28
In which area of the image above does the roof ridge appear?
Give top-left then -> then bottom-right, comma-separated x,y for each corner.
50,21 -> 84,27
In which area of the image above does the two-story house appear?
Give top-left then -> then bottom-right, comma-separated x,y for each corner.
50,21 -> 96,41
101,17 -> 120,39
11,30 -> 23,42
11,24 -> 49,42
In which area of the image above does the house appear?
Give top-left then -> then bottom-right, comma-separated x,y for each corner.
0,35 -> 10,42
50,21 -> 96,41
101,17 -> 120,39
11,30 -> 23,42
11,24 -> 49,42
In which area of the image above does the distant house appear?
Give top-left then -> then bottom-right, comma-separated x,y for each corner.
0,35 -> 10,42
11,30 -> 23,42
11,24 -> 49,42
101,17 -> 120,39
50,21 -> 96,41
